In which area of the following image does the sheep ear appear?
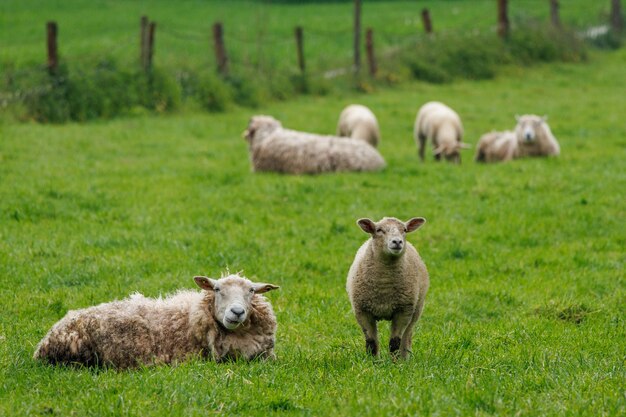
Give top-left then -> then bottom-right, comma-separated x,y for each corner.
457,142 -> 472,149
243,117 -> 261,140
194,276 -> 217,291
405,217 -> 426,233
242,122 -> 255,140
357,218 -> 376,234
252,283 -> 280,294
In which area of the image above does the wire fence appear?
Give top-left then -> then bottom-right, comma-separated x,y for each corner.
0,0 -> 621,112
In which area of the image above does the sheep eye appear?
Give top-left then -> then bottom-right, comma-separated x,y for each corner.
214,288 -> 220,293
249,288 -> 255,293
376,228 -> 383,233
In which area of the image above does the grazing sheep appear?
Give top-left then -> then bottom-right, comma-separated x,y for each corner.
475,115 -> 560,163
346,217 -> 429,359
243,115 -> 386,175
414,101 -> 471,164
336,104 -> 381,147
33,273 -> 280,368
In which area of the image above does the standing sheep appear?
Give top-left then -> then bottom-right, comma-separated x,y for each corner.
243,115 -> 386,174
414,101 -> 471,164
475,115 -> 560,163
336,104 -> 381,147
346,217 -> 429,359
33,273 -> 280,368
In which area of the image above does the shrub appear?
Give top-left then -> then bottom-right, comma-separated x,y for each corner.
141,68 -> 182,113
20,66 -> 72,123
402,23 -> 586,84
195,73 -> 232,112
587,30 -> 623,50
226,75 -> 264,108
67,60 -> 139,121
507,24 -> 587,64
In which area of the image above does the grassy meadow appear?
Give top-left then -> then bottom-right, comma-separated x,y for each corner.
0,0 -> 612,71
1,35 -> 625,415
0,0 -> 611,122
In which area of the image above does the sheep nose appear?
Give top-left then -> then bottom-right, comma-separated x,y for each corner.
391,239 -> 403,247
230,306 -> 245,317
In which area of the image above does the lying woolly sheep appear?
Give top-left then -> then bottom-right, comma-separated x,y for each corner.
336,104 -> 381,147
346,217 -> 429,359
414,101 -> 471,164
475,115 -> 560,162
33,273 -> 279,368
243,115 -> 386,175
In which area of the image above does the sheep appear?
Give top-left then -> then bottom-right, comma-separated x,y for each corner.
346,217 -> 429,359
336,104 -> 381,147
33,273 -> 280,368
243,115 -> 386,175
414,101 -> 471,164
474,130 -> 518,163
475,115 -> 560,163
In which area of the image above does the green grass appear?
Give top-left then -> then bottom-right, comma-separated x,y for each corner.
0,0 -> 613,73
0,1 -> 610,122
0,47 -> 625,417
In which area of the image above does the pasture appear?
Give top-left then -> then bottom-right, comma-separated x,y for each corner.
0,0 -> 612,71
1,8 -> 626,416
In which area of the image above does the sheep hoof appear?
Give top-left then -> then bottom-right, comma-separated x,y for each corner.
365,339 -> 378,356
389,337 -> 401,353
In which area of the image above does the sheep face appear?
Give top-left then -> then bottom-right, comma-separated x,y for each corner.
243,115 -> 282,145
194,275 -> 279,330
515,115 -> 547,145
357,217 -> 426,257
433,126 -> 471,164
435,143 -> 461,163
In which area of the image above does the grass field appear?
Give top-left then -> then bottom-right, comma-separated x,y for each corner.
0,0 -> 611,122
0,0 -> 613,73
1,37 -> 625,417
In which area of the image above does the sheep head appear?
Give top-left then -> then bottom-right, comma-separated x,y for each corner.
433,125 -> 471,163
194,274 -> 279,330
242,115 -> 282,144
515,114 -> 548,145
357,217 -> 425,258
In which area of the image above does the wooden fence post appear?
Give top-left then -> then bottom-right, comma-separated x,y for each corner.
147,22 -> 156,71
213,22 -> 229,76
140,16 -> 149,70
611,0 -> 624,33
421,8 -> 433,34
365,28 -> 377,77
550,0 -> 560,27
294,26 -> 305,74
46,21 -> 58,74
497,0 -> 510,38
353,0 -> 362,74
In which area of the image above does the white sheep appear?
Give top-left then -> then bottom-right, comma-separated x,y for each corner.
33,273 -> 280,368
475,115 -> 560,162
414,101 -> 471,163
336,104 -> 381,147
346,217 -> 429,359
243,115 -> 386,175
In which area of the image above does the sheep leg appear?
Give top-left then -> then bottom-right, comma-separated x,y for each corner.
399,300 -> 426,359
418,133 -> 426,162
390,312 -> 414,358
354,310 -> 379,356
